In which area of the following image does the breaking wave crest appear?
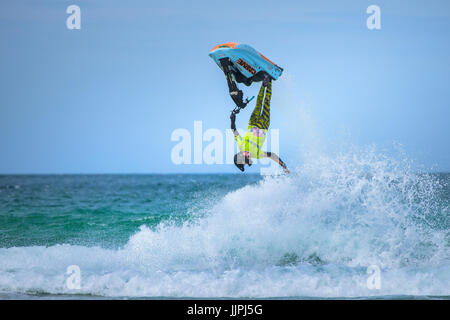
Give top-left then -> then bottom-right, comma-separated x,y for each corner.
0,146 -> 448,298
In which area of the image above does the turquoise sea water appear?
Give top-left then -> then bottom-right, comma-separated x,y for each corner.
0,174 -> 261,249
0,152 -> 449,299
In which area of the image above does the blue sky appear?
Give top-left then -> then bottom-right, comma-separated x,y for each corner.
0,0 -> 449,173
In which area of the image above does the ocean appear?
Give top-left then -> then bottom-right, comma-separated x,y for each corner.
0,151 -> 449,299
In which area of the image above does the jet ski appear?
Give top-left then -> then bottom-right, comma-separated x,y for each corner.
209,42 -> 283,113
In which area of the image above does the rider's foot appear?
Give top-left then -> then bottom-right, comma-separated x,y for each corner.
263,75 -> 271,87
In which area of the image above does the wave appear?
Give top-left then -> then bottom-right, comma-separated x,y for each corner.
0,145 -> 448,297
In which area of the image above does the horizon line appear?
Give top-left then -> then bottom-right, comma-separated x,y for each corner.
0,171 -> 449,175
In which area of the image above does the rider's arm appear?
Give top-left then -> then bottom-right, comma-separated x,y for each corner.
264,152 -> 290,174
230,113 -> 240,137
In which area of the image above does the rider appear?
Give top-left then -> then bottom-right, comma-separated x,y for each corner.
230,77 -> 290,173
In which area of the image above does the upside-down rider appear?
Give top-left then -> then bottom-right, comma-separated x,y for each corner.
230,77 -> 290,173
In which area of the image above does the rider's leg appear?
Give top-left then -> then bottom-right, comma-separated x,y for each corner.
258,81 -> 271,130
249,84 -> 265,127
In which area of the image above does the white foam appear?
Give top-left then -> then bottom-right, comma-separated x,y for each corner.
0,147 -> 448,297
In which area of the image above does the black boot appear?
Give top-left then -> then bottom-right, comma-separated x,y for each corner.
262,74 -> 271,87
